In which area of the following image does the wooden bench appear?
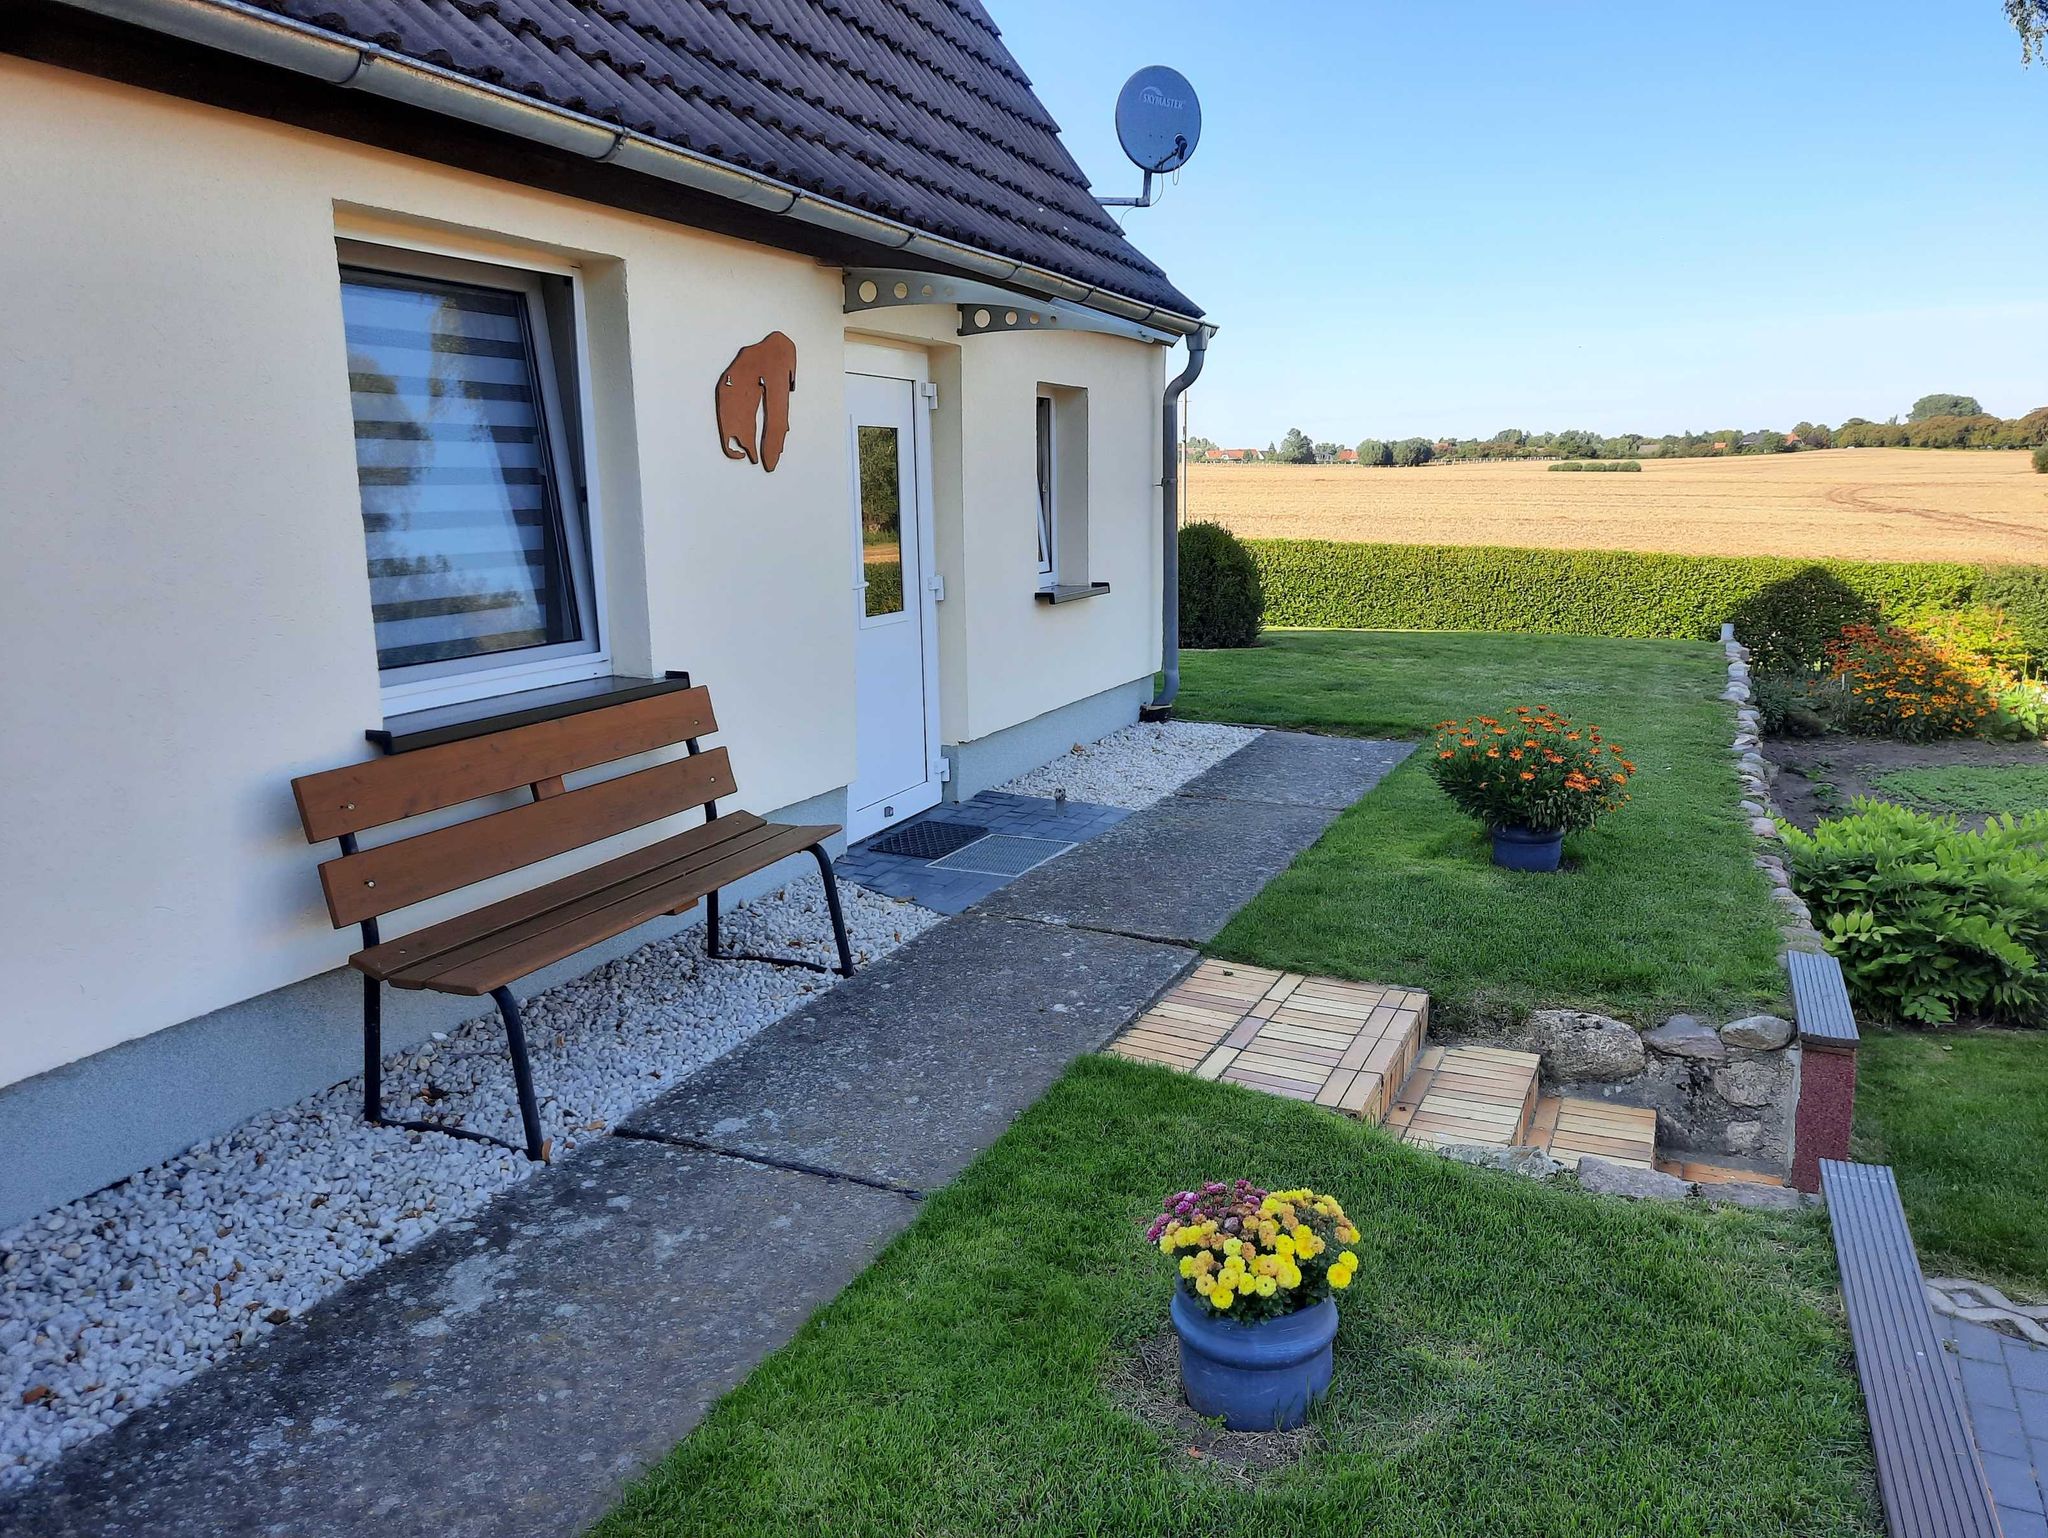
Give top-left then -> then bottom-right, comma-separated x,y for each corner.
1820,1160 -> 2002,1538
292,679 -> 854,1160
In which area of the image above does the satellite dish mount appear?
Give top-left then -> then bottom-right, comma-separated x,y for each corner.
1100,66 -> 1202,210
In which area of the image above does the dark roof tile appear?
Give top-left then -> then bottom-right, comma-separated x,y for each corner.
246,0 -> 1198,316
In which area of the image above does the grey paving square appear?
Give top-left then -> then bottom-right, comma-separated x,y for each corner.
2011,1339 -> 2048,1394
1971,1403 -> 2033,1461
2021,1386 -> 2048,1438
1955,1320 -> 2012,1362
1963,1353 -> 2021,1411
1984,1452 -> 2047,1514
2000,1509 -> 2048,1538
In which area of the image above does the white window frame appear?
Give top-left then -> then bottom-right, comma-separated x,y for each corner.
336,237 -> 610,714
1035,392 -> 1057,586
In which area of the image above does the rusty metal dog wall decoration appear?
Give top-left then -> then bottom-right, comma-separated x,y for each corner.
714,331 -> 797,471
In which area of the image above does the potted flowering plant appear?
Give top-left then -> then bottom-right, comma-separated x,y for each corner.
1146,1179 -> 1360,1430
1428,705 -> 1635,871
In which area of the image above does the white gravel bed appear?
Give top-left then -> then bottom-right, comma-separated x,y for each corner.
996,719 -> 1260,809
0,876 -> 938,1490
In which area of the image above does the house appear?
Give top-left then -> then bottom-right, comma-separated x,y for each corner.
0,0 -> 1206,1225
1207,447 -> 1260,462
1335,447 -> 1359,464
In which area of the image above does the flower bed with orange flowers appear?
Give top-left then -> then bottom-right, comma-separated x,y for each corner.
1822,621 -> 2041,742
1427,706 -> 1635,835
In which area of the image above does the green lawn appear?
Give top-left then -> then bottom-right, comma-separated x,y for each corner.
1177,630 -> 1787,1031
597,1057 -> 1878,1538
1854,1029 -> 2048,1298
1870,765 -> 2048,816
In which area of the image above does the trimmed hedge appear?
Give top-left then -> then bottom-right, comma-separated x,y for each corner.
1179,521 -> 1265,648
1244,538 -> 2048,657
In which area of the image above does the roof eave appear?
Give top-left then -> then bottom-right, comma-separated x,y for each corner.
51,0 -> 1208,333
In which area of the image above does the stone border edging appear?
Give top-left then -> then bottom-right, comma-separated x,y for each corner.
1719,626 -> 1823,951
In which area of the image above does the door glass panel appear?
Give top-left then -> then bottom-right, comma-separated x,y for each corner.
858,424 -> 905,618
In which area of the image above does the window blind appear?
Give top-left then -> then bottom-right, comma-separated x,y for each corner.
340,271 -> 582,673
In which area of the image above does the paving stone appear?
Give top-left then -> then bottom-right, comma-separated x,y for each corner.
0,1137 -> 914,1538
1171,730 -> 1410,810
1999,1508 -> 2048,1538
1963,1354 -> 2022,1411
1982,1451 -> 2046,1514
2021,1385 -> 2048,1438
1953,1319 -> 2013,1362
976,794 -> 1343,944
2011,1339 -> 2048,1393
1970,1403 -> 2032,1461
620,915 -> 1193,1189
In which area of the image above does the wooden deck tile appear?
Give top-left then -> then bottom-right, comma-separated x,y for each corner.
1102,967 -> 1429,1128
1397,1046 -> 1541,1153
1536,1097 -> 1657,1169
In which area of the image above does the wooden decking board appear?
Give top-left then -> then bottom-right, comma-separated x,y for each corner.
1821,1161 -> 2002,1538
1105,967 -> 1428,1128
1397,1046 -> 1542,1153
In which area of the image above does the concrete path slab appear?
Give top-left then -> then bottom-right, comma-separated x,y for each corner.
0,1138 -> 914,1538
1175,730 -> 1412,811
974,794 -> 1339,945
975,731 -> 1407,946
618,915 -> 1193,1190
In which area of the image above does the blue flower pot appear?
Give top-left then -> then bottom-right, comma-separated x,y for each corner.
1170,1289 -> 1338,1431
1490,824 -> 1565,872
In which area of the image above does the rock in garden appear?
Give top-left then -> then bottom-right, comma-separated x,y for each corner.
1520,1010 -> 1645,1082
1700,1182 -> 1807,1213
1719,1015 -> 1793,1050
1748,817 -> 1780,839
1436,1145 -> 1562,1180
1724,1119 -> 1764,1154
1712,1058 -> 1784,1108
1577,1157 -> 1695,1202
1645,1016 -> 1726,1061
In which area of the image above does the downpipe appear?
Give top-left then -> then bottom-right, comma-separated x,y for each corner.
1142,328 -> 1210,719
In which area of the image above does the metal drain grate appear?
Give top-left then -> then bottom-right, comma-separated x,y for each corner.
864,819 -> 989,860
928,834 -> 1074,877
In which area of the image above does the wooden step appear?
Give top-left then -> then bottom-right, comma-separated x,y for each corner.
1105,961 -> 1428,1127
1397,1045 -> 1541,1152
1537,1096 -> 1657,1170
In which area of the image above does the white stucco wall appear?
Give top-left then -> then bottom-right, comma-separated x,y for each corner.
0,57 -> 1170,1092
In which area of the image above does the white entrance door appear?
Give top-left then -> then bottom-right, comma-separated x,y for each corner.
846,359 -> 940,841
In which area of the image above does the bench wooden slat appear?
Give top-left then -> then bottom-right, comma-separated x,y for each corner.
1789,948 -> 1860,1047
375,817 -> 793,989
293,687 -> 718,841
411,822 -> 833,996
318,748 -> 736,926
353,812 -> 769,982
1820,1160 -> 2000,1538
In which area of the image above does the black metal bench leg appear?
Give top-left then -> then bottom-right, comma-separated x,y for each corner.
704,887 -> 722,959
362,974 -> 383,1124
491,986 -> 547,1161
812,844 -> 856,977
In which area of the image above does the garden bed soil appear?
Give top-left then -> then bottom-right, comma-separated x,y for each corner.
1762,737 -> 2048,832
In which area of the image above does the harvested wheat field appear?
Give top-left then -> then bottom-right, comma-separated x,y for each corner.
1188,448 -> 2048,564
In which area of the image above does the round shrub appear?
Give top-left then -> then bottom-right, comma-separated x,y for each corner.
1179,521 -> 1265,648
2033,445 -> 2048,474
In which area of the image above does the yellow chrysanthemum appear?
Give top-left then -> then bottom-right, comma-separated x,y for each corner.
1179,1256 -> 1197,1279
1253,1275 -> 1278,1297
1210,1286 -> 1235,1310
1222,1237 -> 1242,1258
1193,1273 -> 1214,1296
1273,1234 -> 1294,1258
1338,1250 -> 1359,1269
1328,1264 -> 1353,1290
1281,1265 -> 1302,1288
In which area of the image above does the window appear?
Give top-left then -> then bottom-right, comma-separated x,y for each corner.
1034,394 -> 1057,583
858,424 -> 906,619
338,246 -> 602,704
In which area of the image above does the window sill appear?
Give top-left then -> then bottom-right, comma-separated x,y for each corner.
368,673 -> 695,755
1034,582 -> 1111,605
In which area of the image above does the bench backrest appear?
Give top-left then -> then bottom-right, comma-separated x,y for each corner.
292,686 -> 731,929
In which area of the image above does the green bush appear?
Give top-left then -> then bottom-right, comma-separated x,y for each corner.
2034,445 -> 2048,474
1179,521 -> 1265,649
1246,539 -> 1982,648
1547,460 -> 1642,472
1781,800 -> 2048,1026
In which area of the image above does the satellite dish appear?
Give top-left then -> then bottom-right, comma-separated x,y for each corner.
1115,66 -> 1202,175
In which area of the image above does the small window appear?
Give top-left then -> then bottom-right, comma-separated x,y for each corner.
338,248 -> 601,702
858,424 -> 906,619
1035,394 -> 1056,583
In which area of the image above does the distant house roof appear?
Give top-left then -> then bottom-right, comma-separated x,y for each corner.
1335,447 -> 1358,462
234,0 -> 1199,320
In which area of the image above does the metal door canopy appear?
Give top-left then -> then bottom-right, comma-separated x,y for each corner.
842,270 -> 1179,347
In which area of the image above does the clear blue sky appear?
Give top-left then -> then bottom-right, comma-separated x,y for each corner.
994,1 -> 2048,446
